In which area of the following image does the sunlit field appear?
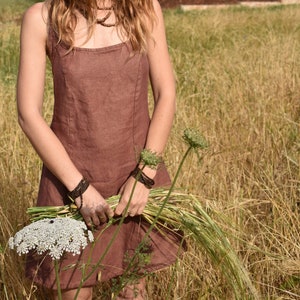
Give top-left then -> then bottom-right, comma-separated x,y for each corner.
1,0 -> 300,299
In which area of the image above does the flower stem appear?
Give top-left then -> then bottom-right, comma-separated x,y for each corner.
114,146 -> 193,295
54,260 -> 62,300
142,146 -> 192,237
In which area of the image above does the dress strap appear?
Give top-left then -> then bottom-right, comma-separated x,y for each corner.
46,22 -> 55,60
45,3 -> 58,61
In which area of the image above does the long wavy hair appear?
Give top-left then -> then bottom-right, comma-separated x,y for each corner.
46,0 -> 156,52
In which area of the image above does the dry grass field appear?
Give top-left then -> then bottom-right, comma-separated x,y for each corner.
1,0 -> 300,299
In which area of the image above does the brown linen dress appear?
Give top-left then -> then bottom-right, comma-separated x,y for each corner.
25,26 -> 182,290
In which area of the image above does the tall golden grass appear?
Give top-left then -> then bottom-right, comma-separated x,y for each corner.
1,0 -> 300,299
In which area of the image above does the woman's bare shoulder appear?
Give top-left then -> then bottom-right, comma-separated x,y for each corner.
152,0 -> 163,15
22,2 -> 48,28
21,2 -> 48,45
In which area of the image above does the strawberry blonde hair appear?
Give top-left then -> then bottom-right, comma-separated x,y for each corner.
46,0 -> 156,52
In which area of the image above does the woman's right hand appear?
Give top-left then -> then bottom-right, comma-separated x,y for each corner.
75,185 -> 114,228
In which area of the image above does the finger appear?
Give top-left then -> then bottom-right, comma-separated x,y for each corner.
118,184 -> 125,194
97,204 -> 113,220
84,217 -> 93,228
137,206 -> 146,216
118,206 -> 130,217
99,215 -> 107,223
103,205 -> 114,218
114,203 -> 126,216
96,211 -> 108,223
124,206 -> 137,217
128,209 -> 137,217
91,215 -> 100,226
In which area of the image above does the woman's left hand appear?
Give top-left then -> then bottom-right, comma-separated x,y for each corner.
114,176 -> 150,217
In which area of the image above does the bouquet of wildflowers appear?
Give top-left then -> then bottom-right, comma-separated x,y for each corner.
9,129 -> 259,299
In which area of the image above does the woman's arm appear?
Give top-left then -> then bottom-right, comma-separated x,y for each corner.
115,0 -> 176,216
143,0 -> 176,176
17,3 -> 83,192
17,3 -> 113,225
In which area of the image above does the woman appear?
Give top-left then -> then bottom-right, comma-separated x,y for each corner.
17,0 -> 180,299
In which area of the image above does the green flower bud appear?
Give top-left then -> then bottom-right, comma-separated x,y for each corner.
140,149 -> 162,168
183,128 -> 208,149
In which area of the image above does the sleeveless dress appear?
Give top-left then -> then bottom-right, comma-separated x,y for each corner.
25,26 -> 183,290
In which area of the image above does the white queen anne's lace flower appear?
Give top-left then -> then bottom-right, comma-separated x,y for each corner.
9,218 -> 94,260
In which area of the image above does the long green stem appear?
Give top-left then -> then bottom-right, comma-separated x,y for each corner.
114,146 -> 193,295
54,260 -> 62,300
142,146 -> 192,237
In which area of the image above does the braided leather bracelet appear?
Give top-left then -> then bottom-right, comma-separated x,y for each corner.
67,178 -> 90,210
130,166 -> 155,189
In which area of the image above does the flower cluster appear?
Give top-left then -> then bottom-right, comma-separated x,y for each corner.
183,128 -> 208,149
140,149 -> 162,169
9,218 -> 94,260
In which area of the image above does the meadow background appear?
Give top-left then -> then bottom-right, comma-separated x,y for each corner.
1,0 -> 300,299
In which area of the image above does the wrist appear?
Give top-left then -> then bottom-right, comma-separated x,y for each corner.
67,177 -> 90,210
64,174 -> 85,192
138,164 -> 157,179
131,166 -> 155,189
